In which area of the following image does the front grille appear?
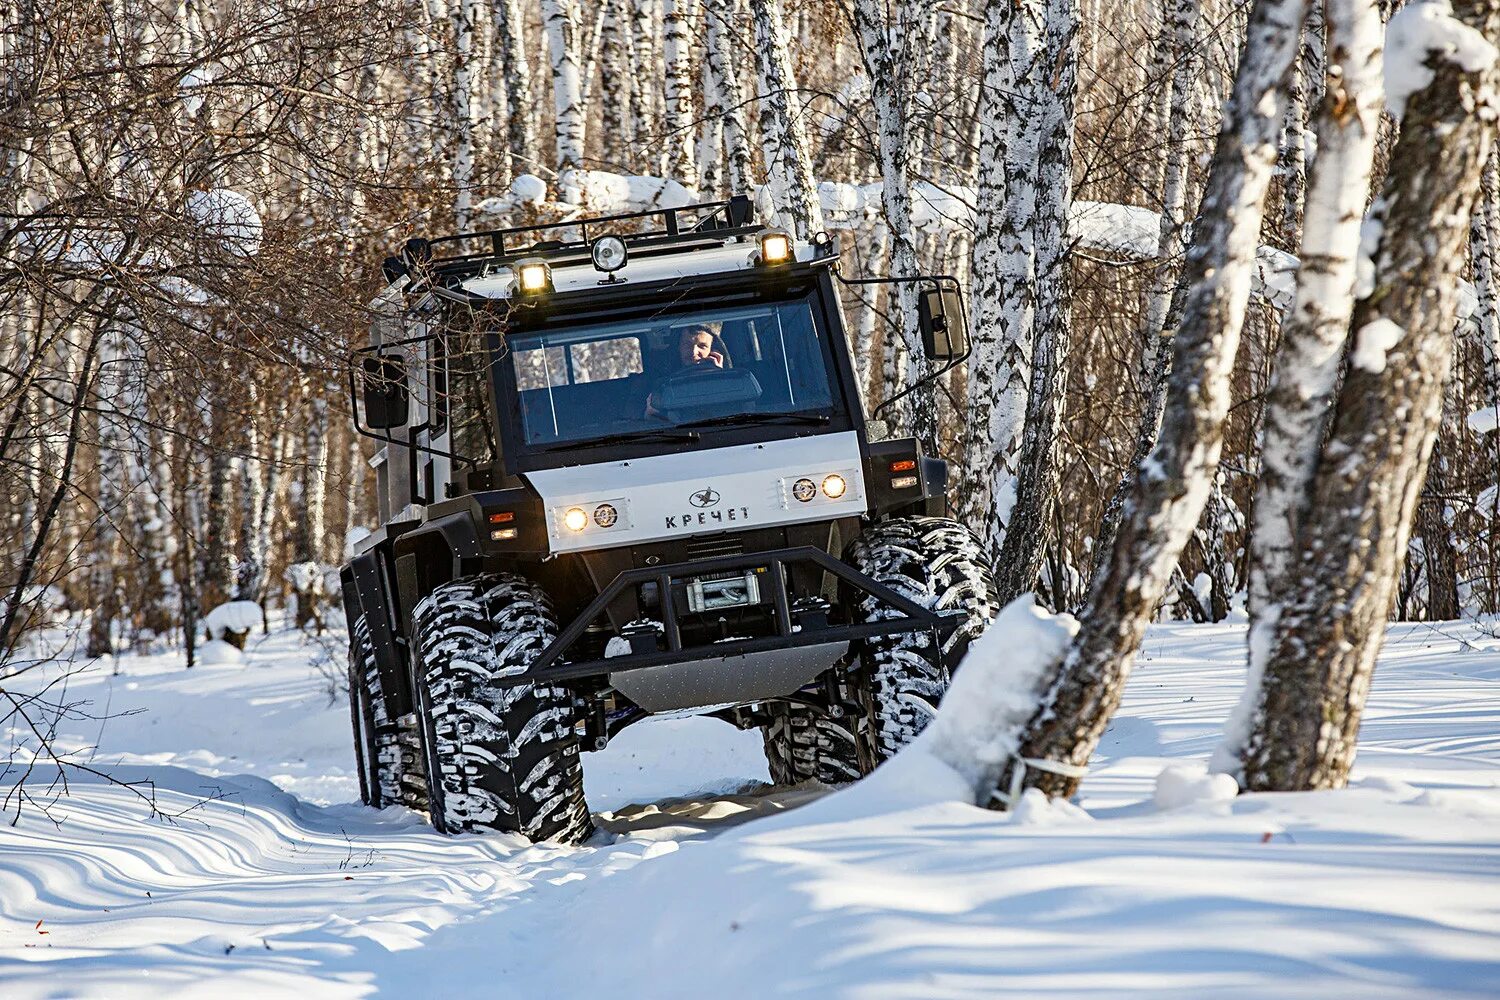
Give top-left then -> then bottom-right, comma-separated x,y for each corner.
685,535 -> 744,561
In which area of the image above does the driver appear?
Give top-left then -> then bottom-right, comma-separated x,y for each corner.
674,324 -> 729,370
646,324 -> 731,417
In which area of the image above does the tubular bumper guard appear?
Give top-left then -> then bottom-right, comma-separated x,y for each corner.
508,546 -> 961,686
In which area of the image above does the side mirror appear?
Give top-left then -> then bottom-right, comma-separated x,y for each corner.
918,286 -> 968,361
361,354 -> 409,429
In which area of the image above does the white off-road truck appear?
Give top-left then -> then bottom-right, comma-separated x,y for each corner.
340,197 -> 995,844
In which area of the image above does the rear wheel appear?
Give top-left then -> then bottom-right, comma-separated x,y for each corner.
347,615 -> 428,811
412,573 -> 592,844
847,516 -> 997,762
760,687 -> 866,787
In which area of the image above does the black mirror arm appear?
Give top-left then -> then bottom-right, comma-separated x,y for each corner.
348,341 -> 478,468
833,271 -> 971,424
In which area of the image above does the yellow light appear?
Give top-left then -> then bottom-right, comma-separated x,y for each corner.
821,474 -> 847,499
563,507 -> 589,532
761,232 -> 791,264
518,261 -> 551,293
490,527 -> 518,541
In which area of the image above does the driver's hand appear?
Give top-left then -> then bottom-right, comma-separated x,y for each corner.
705,352 -> 724,368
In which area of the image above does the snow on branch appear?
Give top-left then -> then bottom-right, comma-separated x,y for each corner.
1384,0 -> 1499,119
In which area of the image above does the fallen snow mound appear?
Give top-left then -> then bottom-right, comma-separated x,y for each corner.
1,622 -> 1499,997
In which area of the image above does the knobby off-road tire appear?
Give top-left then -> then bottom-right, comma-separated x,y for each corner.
761,691 -> 865,786
348,616 -> 429,811
847,516 -> 997,762
411,573 -> 592,844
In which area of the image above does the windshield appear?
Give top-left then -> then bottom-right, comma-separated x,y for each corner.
508,296 -> 837,449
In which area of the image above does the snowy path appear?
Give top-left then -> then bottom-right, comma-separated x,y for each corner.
2,621 -> 1499,997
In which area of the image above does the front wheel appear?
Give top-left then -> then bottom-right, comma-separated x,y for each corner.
411,573 -> 592,844
846,516 -> 997,763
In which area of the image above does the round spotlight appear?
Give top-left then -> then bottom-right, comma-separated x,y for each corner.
563,507 -> 589,532
593,503 -> 618,528
591,235 -> 628,273
821,474 -> 847,499
792,478 -> 816,503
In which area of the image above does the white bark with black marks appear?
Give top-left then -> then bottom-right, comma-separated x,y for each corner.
748,0 -> 822,237
850,0 -> 936,452
662,0 -> 696,187
958,0 -> 1032,555
703,0 -> 753,197
495,0 -> 537,175
1004,0 -> 1313,802
541,0 -> 586,174
994,0 -> 1080,603
1241,0 -> 1499,792
1219,0 -> 1384,775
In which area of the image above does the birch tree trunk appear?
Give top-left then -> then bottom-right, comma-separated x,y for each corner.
1215,0 -> 1385,772
993,0 -> 1079,603
496,0 -> 537,174
850,0 -> 936,452
1001,0 -> 1313,803
748,0 -> 822,238
541,0 -> 586,174
1473,155 -> 1500,611
703,0 -> 753,196
1242,0 -> 1500,790
449,0 -> 476,227
661,0 -> 696,187
1474,155 -> 1500,406
598,0 -> 629,166
629,0 -> 660,148
958,0 -> 1031,553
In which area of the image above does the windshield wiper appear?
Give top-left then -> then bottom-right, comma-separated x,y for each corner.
677,412 -> 832,430
538,428 -> 700,452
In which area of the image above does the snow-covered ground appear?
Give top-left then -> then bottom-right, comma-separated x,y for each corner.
2,619 -> 1499,998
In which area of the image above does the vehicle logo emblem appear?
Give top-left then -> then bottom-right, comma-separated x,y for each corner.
690,487 -> 721,508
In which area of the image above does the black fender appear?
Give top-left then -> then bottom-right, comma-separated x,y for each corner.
391,510 -> 485,637
346,545 -> 412,720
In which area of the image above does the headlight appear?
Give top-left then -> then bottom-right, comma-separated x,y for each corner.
592,235 -> 627,273
563,507 -> 588,532
792,478 -> 816,502
821,474 -> 847,499
593,503 -> 618,527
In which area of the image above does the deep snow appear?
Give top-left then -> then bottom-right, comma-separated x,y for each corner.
2,618 -> 1499,998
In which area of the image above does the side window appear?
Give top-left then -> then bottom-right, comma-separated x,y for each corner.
570,336 -> 642,384
513,345 -> 567,390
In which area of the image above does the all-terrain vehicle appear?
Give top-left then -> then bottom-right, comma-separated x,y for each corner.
339,196 -> 995,844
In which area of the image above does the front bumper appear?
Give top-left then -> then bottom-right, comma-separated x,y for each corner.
504,545 -> 961,686
507,548 -> 960,689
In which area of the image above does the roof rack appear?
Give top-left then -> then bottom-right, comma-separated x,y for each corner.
394,195 -> 760,283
